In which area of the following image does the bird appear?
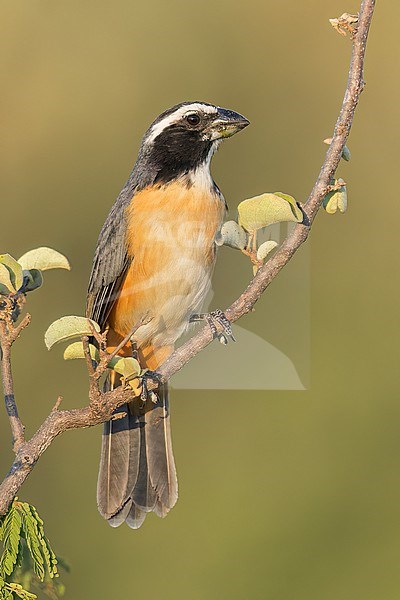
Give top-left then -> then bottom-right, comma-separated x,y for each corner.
86,101 -> 249,529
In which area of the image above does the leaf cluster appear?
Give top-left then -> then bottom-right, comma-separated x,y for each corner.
0,501 -> 64,600
215,191 -> 302,274
44,315 -> 143,389
0,249 -> 70,298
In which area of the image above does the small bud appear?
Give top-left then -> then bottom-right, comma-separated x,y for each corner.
341,145 -> 351,162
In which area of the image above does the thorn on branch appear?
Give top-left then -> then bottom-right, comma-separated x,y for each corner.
52,396 -> 63,412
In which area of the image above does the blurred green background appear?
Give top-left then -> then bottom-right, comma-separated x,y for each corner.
1,0 -> 399,598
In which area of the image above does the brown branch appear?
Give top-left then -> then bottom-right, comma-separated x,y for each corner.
0,297 -> 30,453
0,0 -> 375,516
106,313 -> 151,363
155,0 -> 375,383
0,384 -> 133,515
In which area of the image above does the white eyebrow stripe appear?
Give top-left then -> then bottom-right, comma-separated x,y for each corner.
145,103 -> 218,144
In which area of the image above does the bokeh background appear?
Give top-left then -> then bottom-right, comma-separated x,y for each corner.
1,1 -> 399,598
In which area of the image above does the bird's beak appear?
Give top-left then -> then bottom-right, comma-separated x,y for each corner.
208,107 -> 250,140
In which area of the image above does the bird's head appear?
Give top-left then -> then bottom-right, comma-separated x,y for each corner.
138,102 -> 249,185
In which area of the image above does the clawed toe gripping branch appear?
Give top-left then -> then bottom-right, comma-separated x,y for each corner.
0,0 -> 375,543
190,309 -> 236,344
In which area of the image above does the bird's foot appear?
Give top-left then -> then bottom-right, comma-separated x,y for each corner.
190,309 -> 236,344
140,370 -> 163,403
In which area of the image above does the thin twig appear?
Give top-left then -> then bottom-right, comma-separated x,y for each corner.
0,0 -> 375,515
91,313 -> 151,382
0,331 -> 25,452
9,313 -> 31,343
52,396 -> 63,412
82,335 -> 95,376
0,298 -> 27,452
106,313 -> 151,363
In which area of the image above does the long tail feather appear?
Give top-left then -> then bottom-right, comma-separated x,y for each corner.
97,375 -> 178,528
145,383 -> 178,509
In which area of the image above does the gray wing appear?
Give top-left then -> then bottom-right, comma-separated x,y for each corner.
86,194 -> 132,329
86,140 -> 162,327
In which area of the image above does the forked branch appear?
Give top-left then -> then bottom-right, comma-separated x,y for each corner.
0,0 -> 376,516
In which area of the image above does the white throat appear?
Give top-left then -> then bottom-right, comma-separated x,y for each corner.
187,140 -> 221,192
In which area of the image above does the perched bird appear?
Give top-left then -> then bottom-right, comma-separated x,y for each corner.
86,101 -> 249,528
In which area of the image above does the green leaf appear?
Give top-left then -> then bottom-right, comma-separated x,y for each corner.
238,192 -> 303,233
256,240 -> 278,261
22,270 -> 43,293
341,145 -> 351,162
7,582 -> 37,599
44,316 -> 100,350
0,264 -> 14,295
273,192 -> 303,221
20,504 -> 60,581
0,255 -> 23,292
323,179 -> 347,214
0,506 -> 22,577
215,221 -> 247,250
109,356 -> 141,380
17,248 -> 70,272
19,506 -> 44,582
63,342 -> 99,362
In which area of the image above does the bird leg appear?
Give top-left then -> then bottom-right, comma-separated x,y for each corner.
130,340 -> 138,360
190,309 -> 236,344
139,370 -> 164,404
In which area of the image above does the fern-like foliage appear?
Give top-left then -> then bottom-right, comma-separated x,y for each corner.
0,500 -> 66,600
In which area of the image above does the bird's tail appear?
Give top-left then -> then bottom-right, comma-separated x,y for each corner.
97,346 -> 178,529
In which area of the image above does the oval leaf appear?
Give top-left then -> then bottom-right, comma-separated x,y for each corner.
63,341 -> 100,362
323,180 -> 347,214
273,192 -> 303,222
18,247 -> 71,272
44,316 -> 100,350
0,254 -> 23,291
257,240 -> 278,261
336,183 -> 348,213
323,192 -> 338,214
215,221 -> 247,250
238,193 -> 303,232
0,263 -> 15,295
109,356 -> 141,379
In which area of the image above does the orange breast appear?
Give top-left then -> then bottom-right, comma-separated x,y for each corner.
108,179 -> 225,348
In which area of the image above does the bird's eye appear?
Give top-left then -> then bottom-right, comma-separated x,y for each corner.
186,113 -> 201,126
